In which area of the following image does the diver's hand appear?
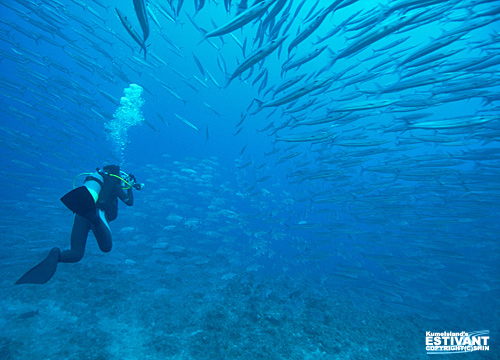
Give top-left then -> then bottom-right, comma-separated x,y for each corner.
133,183 -> 145,190
125,173 -> 144,190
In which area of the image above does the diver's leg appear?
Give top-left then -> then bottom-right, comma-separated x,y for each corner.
15,214 -> 90,284
91,210 -> 112,253
60,214 -> 90,263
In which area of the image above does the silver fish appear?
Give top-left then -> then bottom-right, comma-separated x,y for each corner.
115,7 -> 147,58
133,0 -> 150,42
203,0 -> 276,38
227,35 -> 287,86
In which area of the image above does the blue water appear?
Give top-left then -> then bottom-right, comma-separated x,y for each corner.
0,0 -> 499,359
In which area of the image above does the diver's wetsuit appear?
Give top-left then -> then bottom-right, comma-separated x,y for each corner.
15,166 -> 137,285
60,172 -> 133,263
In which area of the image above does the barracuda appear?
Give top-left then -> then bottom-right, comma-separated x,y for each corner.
227,35 -> 287,86
115,7 -> 147,59
255,77 -> 332,112
203,0 -> 276,38
133,0 -> 149,42
408,115 -> 498,129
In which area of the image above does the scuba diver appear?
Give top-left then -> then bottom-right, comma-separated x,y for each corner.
15,165 -> 144,285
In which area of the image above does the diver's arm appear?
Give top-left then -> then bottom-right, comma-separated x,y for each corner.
117,185 -> 134,206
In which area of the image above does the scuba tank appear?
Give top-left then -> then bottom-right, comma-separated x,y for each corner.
61,165 -> 142,218
83,172 -> 104,203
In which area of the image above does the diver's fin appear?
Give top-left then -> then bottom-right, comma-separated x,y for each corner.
60,186 -> 96,216
15,247 -> 60,285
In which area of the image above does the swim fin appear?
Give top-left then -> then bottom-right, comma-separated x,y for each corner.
60,186 -> 96,217
15,247 -> 61,285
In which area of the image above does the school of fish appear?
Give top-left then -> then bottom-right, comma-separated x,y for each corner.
0,0 -> 500,330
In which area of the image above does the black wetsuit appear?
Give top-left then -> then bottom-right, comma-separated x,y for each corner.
60,173 -> 133,263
